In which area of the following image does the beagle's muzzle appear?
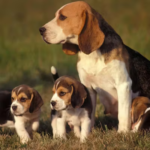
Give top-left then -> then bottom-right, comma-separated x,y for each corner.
50,66 -> 92,142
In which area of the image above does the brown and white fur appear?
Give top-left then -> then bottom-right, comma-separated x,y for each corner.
39,1 -> 150,132
10,85 -> 43,144
50,66 -> 92,142
131,97 -> 150,132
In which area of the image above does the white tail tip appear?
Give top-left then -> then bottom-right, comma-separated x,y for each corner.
51,66 -> 57,75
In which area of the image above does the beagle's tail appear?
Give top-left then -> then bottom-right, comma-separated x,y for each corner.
51,66 -> 59,81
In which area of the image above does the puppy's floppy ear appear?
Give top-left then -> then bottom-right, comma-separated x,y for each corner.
29,89 -> 44,113
71,82 -> 87,108
78,9 -> 105,54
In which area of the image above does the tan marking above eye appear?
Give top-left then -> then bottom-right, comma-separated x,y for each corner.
57,86 -> 70,93
12,91 -> 17,97
18,93 -> 28,99
11,92 -> 17,101
57,86 -> 71,98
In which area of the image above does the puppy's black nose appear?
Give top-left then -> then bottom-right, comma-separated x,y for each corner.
51,101 -> 56,107
39,27 -> 46,35
12,105 -> 17,111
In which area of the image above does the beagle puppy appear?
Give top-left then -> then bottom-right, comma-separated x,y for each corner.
40,1 -> 150,132
10,85 -> 43,144
50,66 -> 92,142
131,97 -> 150,132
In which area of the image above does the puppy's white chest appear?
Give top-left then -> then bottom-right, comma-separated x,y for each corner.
67,115 -> 80,126
63,109 -> 83,126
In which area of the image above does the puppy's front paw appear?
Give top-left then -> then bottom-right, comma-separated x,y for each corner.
58,134 -> 67,140
53,133 -> 58,139
20,135 -> 31,144
74,126 -> 80,138
53,133 -> 66,140
80,137 -> 87,143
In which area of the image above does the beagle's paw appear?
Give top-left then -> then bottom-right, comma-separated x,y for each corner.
20,135 -> 31,144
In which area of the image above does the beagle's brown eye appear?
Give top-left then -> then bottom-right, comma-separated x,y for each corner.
11,97 -> 14,101
59,91 -> 66,96
59,14 -> 67,21
20,97 -> 26,102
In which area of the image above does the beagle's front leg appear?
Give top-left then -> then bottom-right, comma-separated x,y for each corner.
74,126 -> 81,138
51,114 -> 58,138
115,61 -> 132,132
27,119 -> 40,139
117,81 -> 132,132
15,117 -> 31,144
80,118 -> 91,143
56,117 -> 66,140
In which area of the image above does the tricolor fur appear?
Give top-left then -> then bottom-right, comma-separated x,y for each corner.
10,85 -> 43,144
50,66 -> 92,142
40,1 -> 150,132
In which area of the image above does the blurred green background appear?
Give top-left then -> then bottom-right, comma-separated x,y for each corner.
0,0 -> 150,90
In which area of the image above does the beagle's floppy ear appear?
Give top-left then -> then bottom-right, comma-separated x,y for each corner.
29,90 -> 44,113
63,43 -> 79,55
71,82 -> 87,108
78,9 -> 105,54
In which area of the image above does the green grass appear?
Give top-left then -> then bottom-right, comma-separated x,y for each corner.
0,0 -> 150,149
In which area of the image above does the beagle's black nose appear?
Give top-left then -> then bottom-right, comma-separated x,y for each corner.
12,105 -> 17,111
39,27 -> 46,35
51,101 -> 56,107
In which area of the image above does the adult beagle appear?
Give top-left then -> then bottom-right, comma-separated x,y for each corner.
131,97 -> 150,132
0,85 -> 43,144
50,66 -> 92,142
39,1 -> 150,132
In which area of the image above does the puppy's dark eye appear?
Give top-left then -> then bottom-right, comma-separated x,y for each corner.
59,91 -> 66,96
11,97 -> 14,101
59,14 -> 67,21
20,97 -> 26,102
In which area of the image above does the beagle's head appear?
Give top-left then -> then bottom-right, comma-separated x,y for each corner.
131,97 -> 150,131
39,1 -> 105,55
50,76 -> 87,111
11,85 -> 43,116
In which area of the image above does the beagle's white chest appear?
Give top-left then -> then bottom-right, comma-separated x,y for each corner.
77,51 -> 118,97
77,50 -> 124,114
